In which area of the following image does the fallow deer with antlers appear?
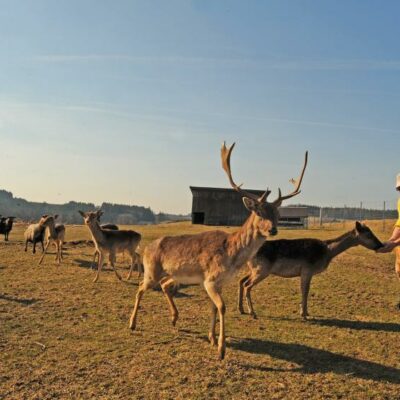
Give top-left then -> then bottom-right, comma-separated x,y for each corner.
238,221 -> 383,320
129,142 -> 308,360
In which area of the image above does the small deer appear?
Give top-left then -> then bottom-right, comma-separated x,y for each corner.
38,215 -> 66,265
24,217 -> 47,254
238,221 -> 383,320
90,213 -> 119,269
129,143 -> 308,360
79,210 -> 141,283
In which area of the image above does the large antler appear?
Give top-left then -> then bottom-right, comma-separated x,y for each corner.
221,142 -> 271,202
273,151 -> 308,206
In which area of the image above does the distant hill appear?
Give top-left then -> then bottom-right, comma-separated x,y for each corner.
0,189 -> 190,224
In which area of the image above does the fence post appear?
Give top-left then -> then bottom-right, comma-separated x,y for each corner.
319,207 -> 323,227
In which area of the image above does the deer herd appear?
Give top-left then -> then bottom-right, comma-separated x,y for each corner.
6,142 -> 387,360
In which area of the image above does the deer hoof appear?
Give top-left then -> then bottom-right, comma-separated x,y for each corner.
208,333 -> 217,346
218,344 -> 226,360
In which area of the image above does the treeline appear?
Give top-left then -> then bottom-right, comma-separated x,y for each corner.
0,190 -> 189,224
294,204 -> 397,221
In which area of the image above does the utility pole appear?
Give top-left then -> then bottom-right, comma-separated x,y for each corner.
319,207 -> 323,227
359,201 -> 363,221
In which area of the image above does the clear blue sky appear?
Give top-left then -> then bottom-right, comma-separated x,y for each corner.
1,0 -> 399,213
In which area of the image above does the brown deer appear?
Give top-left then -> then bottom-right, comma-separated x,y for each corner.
238,221 -> 383,320
38,215 -> 66,265
90,213 -> 119,269
129,143 -> 308,360
78,210 -> 141,283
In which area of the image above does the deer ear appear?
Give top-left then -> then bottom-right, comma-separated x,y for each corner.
78,210 -> 85,217
243,197 -> 259,212
355,221 -> 362,231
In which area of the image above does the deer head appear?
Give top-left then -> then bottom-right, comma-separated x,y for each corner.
354,221 -> 383,251
79,210 -> 103,226
221,142 -> 308,237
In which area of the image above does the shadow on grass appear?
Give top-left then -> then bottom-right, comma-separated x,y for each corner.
74,258 -> 94,270
311,318 -> 400,332
0,294 -> 39,305
231,338 -> 400,383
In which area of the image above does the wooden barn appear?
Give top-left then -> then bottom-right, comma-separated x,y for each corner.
190,186 -> 308,228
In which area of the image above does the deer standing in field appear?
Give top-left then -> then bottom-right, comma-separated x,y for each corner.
238,221 -> 383,320
90,213 -> 119,269
24,217 -> 47,254
38,215 -> 66,265
79,210 -> 141,283
129,143 -> 308,360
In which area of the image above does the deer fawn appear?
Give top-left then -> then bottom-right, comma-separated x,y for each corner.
238,221 -> 383,319
38,215 -> 66,265
129,142 -> 308,360
79,210 -> 141,283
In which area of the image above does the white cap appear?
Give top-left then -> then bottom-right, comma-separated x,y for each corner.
397,174 -> 400,189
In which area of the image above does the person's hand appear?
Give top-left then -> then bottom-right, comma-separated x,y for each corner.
376,241 -> 398,253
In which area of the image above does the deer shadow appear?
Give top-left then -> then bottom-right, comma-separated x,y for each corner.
230,338 -> 400,384
0,294 -> 39,306
310,318 -> 400,333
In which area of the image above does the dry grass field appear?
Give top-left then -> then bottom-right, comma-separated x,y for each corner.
1,220 -> 400,399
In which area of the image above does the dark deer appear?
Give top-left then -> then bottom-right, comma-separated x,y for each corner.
129,143 -> 308,360
3,217 -> 16,241
238,222 -> 383,319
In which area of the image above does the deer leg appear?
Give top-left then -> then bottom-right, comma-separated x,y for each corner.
129,278 -> 155,330
41,240 -> 44,252
38,242 -> 51,265
91,251 -> 98,270
208,301 -> 217,346
204,281 -> 226,360
238,274 -> 250,314
93,252 -> 105,283
33,241 -> 36,254
109,253 -> 122,281
244,273 -> 266,319
300,273 -> 312,319
160,277 -> 179,326
25,241 -> 28,252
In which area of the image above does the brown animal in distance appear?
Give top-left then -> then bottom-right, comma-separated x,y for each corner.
129,142 -> 308,360
238,221 -> 383,319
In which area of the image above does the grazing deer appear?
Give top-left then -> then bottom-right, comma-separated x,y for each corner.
129,143 -> 308,360
24,217 -> 47,254
78,210 -> 141,283
38,215 -> 66,265
3,217 -> 16,241
238,222 -> 383,320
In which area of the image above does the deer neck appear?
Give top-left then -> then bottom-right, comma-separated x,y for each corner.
87,220 -> 106,245
227,213 -> 267,268
45,220 -> 57,239
327,231 -> 358,259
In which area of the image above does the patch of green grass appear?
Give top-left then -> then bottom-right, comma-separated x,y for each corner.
1,221 -> 399,399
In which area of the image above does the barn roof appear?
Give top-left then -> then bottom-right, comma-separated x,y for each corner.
190,186 -> 264,195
